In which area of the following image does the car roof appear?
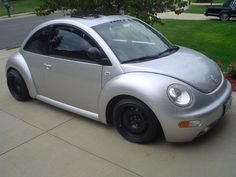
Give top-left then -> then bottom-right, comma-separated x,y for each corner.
62,15 -> 133,27
21,15 -> 137,49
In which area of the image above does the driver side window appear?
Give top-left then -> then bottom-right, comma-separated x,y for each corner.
48,25 -> 100,63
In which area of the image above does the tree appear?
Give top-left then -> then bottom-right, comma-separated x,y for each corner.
36,0 -> 188,24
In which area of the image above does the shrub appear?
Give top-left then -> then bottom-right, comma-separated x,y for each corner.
228,64 -> 236,79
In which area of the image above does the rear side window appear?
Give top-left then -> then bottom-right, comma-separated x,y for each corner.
24,27 -> 53,55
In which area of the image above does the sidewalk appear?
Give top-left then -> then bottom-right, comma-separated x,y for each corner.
191,2 -> 223,5
157,12 -> 218,20
0,49 -> 236,177
157,12 -> 236,20
0,10 -> 63,22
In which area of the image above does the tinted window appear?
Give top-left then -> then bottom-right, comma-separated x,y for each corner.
48,26 -> 100,62
231,0 -> 236,8
25,25 -> 107,64
24,27 -> 53,54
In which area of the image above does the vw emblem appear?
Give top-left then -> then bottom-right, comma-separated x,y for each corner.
210,75 -> 219,85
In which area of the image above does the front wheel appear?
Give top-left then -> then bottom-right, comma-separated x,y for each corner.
113,98 -> 162,144
220,13 -> 230,21
7,69 -> 30,101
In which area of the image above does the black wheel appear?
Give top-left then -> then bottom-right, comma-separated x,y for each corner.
220,13 -> 230,21
7,69 -> 30,101
113,98 -> 162,144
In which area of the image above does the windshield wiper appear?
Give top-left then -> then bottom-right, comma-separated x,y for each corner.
122,55 -> 160,64
156,46 -> 179,58
122,46 -> 179,64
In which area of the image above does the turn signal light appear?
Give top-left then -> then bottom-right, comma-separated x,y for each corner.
179,121 -> 189,128
179,120 -> 202,128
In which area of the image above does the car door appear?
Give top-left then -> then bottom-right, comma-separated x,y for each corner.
43,25 -> 105,113
22,26 -> 53,95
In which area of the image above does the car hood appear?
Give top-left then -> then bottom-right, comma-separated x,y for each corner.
121,47 -> 222,93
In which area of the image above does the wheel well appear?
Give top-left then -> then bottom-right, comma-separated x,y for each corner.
7,67 -> 24,80
220,11 -> 230,15
7,67 -> 16,73
7,67 -> 30,93
106,95 -> 163,134
106,95 -> 132,125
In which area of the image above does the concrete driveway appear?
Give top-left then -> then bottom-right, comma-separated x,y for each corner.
0,49 -> 236,177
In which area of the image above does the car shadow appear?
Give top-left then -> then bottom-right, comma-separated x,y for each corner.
34,99 -> 113,129
30,98 -> 232,148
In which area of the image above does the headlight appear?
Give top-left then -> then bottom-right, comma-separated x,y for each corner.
167,84 -> 192,107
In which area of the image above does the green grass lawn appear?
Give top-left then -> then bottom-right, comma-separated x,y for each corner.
213,0 -> 225,2
185,5 -> 208,14
0,0 -> 41,16
155,19 -> 236,71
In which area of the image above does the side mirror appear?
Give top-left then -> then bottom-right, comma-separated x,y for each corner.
87,47 -> 102,60
87,47 -> 112,66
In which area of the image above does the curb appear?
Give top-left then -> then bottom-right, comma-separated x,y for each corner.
0,12 -> 35,21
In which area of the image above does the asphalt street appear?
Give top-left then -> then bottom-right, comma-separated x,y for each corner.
0,13 -> 64,49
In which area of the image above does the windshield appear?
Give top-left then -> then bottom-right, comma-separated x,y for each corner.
93,19 -> 174,63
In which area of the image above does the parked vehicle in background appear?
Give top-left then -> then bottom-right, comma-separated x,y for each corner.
205,0 -> 236,21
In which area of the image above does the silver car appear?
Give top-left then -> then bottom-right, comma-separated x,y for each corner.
5,15 -> 232,143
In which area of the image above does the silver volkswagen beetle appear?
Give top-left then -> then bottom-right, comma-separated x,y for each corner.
5,15 -> 232,143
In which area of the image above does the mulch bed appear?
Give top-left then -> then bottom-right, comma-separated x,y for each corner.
224,74 -> 236,92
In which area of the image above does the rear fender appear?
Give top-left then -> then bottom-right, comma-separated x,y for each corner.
6,52 -> 37,98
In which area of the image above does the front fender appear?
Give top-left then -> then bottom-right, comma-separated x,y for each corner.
220,9 -> 231,15
98,72 -> 178,125
6,52 -> 37,98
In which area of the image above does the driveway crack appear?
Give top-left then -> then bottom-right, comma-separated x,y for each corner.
0,132 -> 46,157
48,132 -> 144,177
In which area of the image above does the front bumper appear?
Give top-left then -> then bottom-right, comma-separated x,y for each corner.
162,79 -> 232,142
196,95 -> 232,138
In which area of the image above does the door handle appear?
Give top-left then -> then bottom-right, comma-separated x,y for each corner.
43,63 -> 52,69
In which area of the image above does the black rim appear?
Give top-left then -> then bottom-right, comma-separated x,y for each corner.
221,14 -> 229,20
8,76 -> 22,97
118,105 -> 148,135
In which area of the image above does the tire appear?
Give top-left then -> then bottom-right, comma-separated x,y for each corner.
7,69 -> 30,101
220,13 -> 230,21
113,98 -> 162,144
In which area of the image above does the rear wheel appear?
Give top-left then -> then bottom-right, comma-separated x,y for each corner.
220,13 -> 230,21
113,98 -> 162,144
7,69 -> 30,101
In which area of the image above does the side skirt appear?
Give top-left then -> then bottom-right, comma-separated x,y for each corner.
36,95 -> 99,121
